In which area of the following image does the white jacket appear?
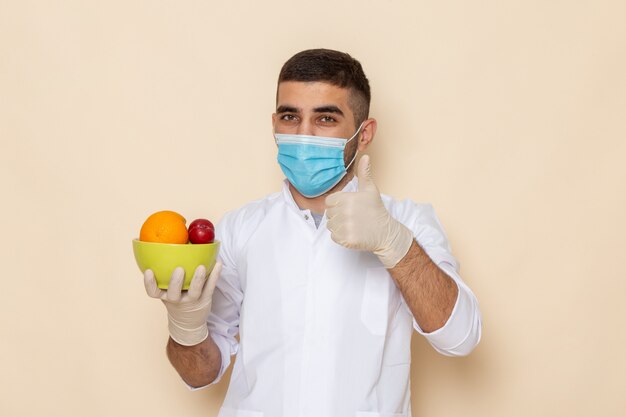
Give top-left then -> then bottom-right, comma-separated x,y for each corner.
205,177 -> 482,417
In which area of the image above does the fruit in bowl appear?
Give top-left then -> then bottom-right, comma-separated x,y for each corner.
132,211 -> 219,290
188,218 -> 215,244
139,210 -> 189,244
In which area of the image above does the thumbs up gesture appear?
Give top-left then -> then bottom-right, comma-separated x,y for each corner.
325,155 -> 414,268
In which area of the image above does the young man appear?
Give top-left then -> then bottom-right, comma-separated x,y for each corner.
144,49 -> 482,417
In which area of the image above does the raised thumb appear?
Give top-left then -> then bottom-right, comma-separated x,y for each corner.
357,155 -> 376,192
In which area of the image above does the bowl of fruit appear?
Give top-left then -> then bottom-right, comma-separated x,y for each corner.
132,210 -> 220,290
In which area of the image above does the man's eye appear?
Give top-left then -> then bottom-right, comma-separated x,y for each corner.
281,114 -> 298,121
320,116 -> 336,123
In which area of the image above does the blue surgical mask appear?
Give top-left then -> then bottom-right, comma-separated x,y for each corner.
274,123 -> 363,198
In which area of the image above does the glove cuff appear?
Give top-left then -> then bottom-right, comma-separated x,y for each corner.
167,316 -> 209,347
375,221 -> 414,269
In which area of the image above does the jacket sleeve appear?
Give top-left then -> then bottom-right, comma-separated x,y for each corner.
391,200 -> 482,356
412,262 -> 482,356
204,212 -> 243,384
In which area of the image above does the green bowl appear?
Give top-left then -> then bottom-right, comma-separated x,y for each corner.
132,239 -> 220,290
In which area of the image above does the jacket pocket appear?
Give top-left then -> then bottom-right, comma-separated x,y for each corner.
360,267 -> 392,336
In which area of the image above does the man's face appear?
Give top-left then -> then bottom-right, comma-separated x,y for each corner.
273,81 -> 361,167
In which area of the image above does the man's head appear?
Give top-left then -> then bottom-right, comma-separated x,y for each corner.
277,49 -> 371,128
272,49 -> 377,205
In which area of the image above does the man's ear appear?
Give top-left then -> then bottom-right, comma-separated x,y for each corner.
358,118 -> 377,151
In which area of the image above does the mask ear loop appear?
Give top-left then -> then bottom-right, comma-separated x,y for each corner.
272,128 -> 279,146
344,122 -> 365,170
346,149 -> 359,170
346,122 -> 365,143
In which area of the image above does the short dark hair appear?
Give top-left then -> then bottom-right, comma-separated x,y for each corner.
278,49 -> 371,127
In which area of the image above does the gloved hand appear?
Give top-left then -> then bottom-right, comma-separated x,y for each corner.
144,262 -> 222,346
325,155 -> 413,268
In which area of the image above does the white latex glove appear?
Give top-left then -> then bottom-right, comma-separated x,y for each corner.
144,262 -> 222,346
325,155 -> 413,268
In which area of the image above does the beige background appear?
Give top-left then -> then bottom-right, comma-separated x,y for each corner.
1,1 -> 625,416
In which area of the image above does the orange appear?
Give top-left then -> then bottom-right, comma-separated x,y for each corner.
139,210 -> 189,244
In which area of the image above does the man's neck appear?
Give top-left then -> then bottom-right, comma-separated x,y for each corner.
289,172 -> 355,215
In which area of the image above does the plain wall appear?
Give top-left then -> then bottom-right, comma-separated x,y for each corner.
1,1 -> 625,416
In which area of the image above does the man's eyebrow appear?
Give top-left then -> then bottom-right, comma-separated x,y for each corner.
313,105 -> 344,116
276,105 -> 299,113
